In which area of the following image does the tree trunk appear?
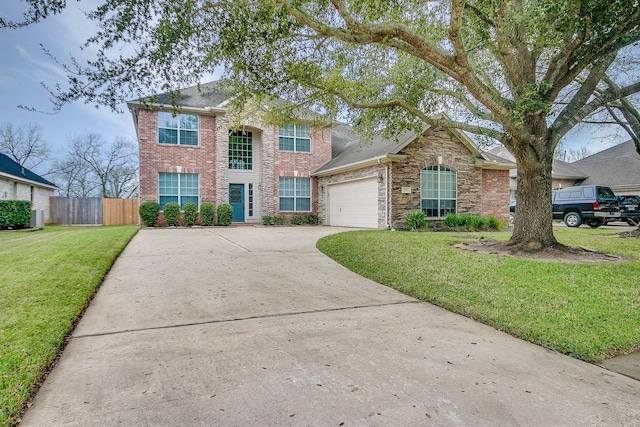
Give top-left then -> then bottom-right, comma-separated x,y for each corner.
510,140 -> 558,249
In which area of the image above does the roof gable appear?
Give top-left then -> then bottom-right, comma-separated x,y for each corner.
0,153 -> 57,188
574,140 -> 640,186
315,123 -> 513,175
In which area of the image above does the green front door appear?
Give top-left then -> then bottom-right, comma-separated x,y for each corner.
229,184 -> 245,222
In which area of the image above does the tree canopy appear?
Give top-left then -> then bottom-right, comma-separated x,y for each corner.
3,0 -> 640,247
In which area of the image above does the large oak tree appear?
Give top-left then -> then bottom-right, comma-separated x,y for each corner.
4,0 -> 640,247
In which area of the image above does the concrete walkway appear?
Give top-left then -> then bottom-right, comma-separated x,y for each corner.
22,227 -> 640,426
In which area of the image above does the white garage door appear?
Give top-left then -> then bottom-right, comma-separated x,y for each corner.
328,178 -> 379,228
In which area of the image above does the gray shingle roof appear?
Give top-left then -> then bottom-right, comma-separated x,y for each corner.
573,140 -> 640,187
486,146 -> 587,179
0,153 -> 57,188
153,81 -> 233,108
320,126 -> 417,171
319,124 -> 513,174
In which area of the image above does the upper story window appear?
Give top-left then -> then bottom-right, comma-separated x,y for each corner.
229,130 -> 253,170
421,165 -> 457,218
279,123 -> 310,152
158,112 -> 198,146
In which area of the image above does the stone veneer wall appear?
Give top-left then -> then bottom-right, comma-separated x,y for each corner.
317,164 -> 388,228
481,168 -> 510,223
137,109 -> 218,206
390,126 -> 483,229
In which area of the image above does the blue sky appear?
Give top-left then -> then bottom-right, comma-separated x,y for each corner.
0,1 -> 632,176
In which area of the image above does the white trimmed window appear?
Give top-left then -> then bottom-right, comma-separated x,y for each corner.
421,165 -> 457,217
159,173 -> 199,210
279,123 -> 311,152
158,112 -> 199,146
229,130 -> 253,170
279,177 -> 311,211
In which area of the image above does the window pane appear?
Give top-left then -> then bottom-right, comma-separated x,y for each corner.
159,196 -> 178,210
159,173 -> 178,195
180,174 -> 199,196
180,114 -> 198,130
296,178 -> 311,197
296,124 -> 310,138
158,112 -> 178,129
279,197 -> 294,211
279,177 -> 295,197
180,196 -> 199,210
296,138 -> 311,152
296,198 -> 311,211
159,128 -> 178,144
279,137 -> 294,151
180,130 -> 198,146
279,123 -> 295,137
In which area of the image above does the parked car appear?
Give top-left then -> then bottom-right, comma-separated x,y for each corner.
509,202 -> 516,224
616,195 -> 640,226
552,185 -> 620,228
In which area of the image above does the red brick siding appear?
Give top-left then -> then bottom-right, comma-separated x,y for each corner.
481,169 -> 510,223
137,109 -> 217,206
272,125 -> 332,215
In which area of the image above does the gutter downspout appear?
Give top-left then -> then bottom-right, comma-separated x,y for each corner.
386,163 -> 390,229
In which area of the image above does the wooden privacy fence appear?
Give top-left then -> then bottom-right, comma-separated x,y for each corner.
49,197 -> 139,225
103,198 -> 139,225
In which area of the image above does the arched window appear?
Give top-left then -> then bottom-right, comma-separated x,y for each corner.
421,165 -> 457,217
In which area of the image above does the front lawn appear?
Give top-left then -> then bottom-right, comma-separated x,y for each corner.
0,225 -> 138,427
317,228 -> 640,363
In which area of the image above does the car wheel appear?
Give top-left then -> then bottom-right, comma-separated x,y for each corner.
509,212 -> 515,224
564,212 -> 582,227
585,218 -> 603,228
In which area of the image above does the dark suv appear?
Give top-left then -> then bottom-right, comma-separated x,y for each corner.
552,185 -> 620,228
616,195 -> 640,226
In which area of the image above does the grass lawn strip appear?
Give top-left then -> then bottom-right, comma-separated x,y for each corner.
0,225 -> 138,427
317,228 -> 640,364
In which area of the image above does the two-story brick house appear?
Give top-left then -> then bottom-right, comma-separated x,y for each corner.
128,81 -> 514,227
128,82 -> 332,224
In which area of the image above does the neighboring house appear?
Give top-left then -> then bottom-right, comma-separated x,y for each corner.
573,140 -> 640,195
487,146 -> 587,202
0,153 -> 57,224
490,140 -> 640,201
128,81 -> 514,228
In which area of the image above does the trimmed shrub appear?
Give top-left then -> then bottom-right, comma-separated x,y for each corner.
443,213 -> 503,231
291,215 -> 304,225
217,203 -> 233,226
487,216 -> 504,231
303,213 -> 318,225
139,201 -> 160,226
406,210 -> 427,231
262,215 -> 274,226
184,203 -> 198,226
200,203 -> 214,226
273,215 -> 286,225
0,200 -> 32,229
163,202 -> 181,226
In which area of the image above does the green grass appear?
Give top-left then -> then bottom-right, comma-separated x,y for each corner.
317,228 -> 640,364
0,225 -> 138,427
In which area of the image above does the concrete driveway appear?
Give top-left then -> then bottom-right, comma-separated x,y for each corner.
22,227 -> 639,426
